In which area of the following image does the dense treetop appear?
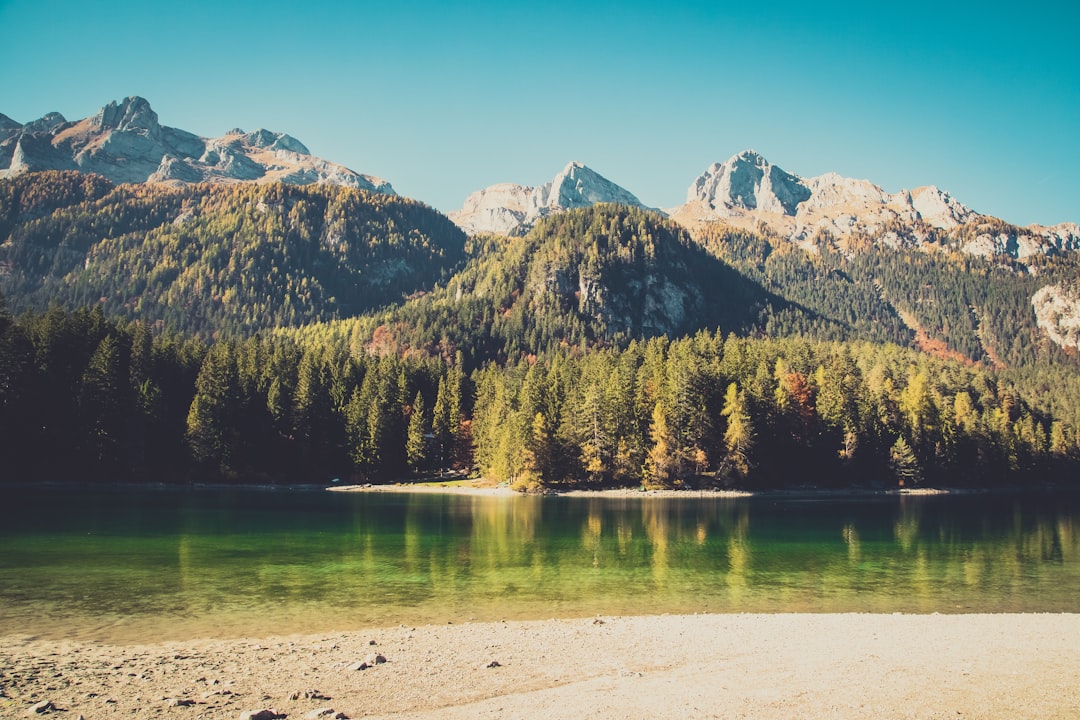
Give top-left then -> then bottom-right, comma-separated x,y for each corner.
2,171 -> 1080,489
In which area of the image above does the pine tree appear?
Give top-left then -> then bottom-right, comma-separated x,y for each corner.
185,345 -> 235,472
889,436 -> 922,487
406,391 -> 429,474
78,334 -> 126,472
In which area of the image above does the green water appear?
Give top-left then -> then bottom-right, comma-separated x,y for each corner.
1,487 -> 1077,642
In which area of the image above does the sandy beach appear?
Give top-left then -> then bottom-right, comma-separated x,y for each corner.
2,613 -> 1078,719
325,479 -> 955,498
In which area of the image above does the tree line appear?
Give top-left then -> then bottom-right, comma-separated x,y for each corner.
472,331 -> 1079,490
2,297 -> 1076,489
0,299 -> 468,484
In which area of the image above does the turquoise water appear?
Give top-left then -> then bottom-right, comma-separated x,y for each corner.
0,487 -> 1077,642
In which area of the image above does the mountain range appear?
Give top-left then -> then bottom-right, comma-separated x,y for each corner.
4,96 -> 1080,369
0,96 -> 394,194
5,95 -> 1080,266
5,97 -> 1079,264
455,150 -> 1080,262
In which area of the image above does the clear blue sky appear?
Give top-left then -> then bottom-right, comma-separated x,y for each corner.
2,0 -> 1077,226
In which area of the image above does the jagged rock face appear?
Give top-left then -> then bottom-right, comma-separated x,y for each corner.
671,150 -> 1080,261
1032,283 -> 1080,350
689,150 -> 810,215
92,96 -> 161,136
908,186 -> 976,229
0,96 -> 394,194
545,161 -> 644,209
446,183 -> 532,236
449,161 -> 647,236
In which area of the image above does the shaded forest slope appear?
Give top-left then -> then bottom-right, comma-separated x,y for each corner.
0,171 -> 467,336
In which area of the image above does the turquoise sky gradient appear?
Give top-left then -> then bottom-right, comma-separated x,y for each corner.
2,0 -> 1077,225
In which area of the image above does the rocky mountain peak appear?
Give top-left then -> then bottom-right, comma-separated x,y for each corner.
92,96 -> 160,138
545,161 -> 645,210
689,149 -> 810,216
450,162 -> 647,236
0,96 -> 393,194
22,112 -> 67,135
908,185 -> 975,229
671,151 -> 1079,262
734,148 -> 767,165
240,129 -> 310,155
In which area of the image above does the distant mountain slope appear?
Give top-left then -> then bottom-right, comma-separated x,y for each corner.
692,217 -> 1080,369
670,150 -> 1080,262
0,171 -> 464,335
0,96 -> 394,193
448,162 -> 648,236
291,204 -> 861,364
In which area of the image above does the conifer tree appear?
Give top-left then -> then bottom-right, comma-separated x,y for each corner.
78,334 -> 125,471
889,436 -> 922,487
644,401 -> 678,488
406,391 -> 429,474
185,345 -> 235,471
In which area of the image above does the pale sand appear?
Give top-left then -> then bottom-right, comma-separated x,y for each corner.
2,614 -> 1078,719
325,482 -> 936,498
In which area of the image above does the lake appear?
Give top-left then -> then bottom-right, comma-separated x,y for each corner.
1,486 -> 1077,643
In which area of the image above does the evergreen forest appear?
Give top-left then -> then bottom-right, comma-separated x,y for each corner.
2,171 -> 1080,490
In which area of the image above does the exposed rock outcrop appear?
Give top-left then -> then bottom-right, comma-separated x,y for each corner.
449,161 -> 648,236
670,150 -> 1080,261
1033,283 -> 1080,350
0,96 -> 394,194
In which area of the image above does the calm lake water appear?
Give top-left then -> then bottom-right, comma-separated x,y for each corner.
1,487 -> 1078,642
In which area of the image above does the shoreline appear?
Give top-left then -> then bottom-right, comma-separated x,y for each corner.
3,613 -> 1078,719
7,478 -> 1076,500
327,480 -> 999,498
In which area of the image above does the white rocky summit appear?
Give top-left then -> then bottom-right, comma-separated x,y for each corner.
669,149 -> 1080,260
0,96 -> 394,194
449,161 -> 648,236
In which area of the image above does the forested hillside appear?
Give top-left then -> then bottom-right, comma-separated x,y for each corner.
2,171 -> 1080,489
695,222 -> 1080,370
1,300 -> 1074,488
286,205 -> 862,366
0,300 -> 469,483
471,333 -> 1077,490
0,171 -> 467,336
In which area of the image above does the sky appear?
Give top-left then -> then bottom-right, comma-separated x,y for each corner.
1,0 -> 1077,226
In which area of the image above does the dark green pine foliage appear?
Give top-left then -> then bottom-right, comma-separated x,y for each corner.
693,224 -> 914,346
77,334 -> 126,472
3,174 -> 1080,490
406,390 -> 429,474
185,343 -> 236,472
1,298 -> 1079,488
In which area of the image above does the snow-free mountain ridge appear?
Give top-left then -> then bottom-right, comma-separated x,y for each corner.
3,97 -> 1078,261
448,161 -> 648,236
450,148 -> 1079,261
0,97 -> 394,194
670,149 -> 1079,260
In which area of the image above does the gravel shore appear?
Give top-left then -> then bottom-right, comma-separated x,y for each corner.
3,613 -> 1077,719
